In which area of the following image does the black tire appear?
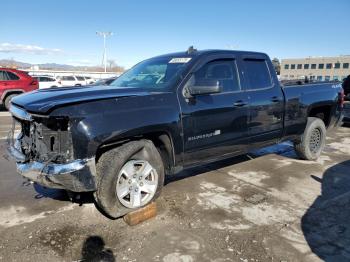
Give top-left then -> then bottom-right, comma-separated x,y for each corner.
94,139 -> 164,218
294,117 -> 326,160
4,94 -> 17,110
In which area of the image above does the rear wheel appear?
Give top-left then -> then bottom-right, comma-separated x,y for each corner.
294,117 -> 326,160
4,94 -> 18,110
94,140 -> 164,218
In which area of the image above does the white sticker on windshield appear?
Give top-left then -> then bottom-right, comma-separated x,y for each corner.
169,57 -> 192,63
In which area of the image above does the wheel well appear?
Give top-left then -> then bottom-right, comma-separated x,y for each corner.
308,105 -> 331,127
96,132 -> 175,175
2,91 -> 23,103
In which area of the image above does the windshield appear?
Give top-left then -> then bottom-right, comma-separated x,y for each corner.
110,56 -> 191,90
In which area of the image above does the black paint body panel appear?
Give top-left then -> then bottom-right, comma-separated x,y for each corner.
11,50 -> 344,171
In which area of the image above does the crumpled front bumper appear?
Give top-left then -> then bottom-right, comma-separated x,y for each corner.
7,132 -> 97,192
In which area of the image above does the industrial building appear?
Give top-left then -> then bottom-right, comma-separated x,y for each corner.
280,56 -> 350,81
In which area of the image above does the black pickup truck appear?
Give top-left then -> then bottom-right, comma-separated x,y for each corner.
7,49 -> 344,218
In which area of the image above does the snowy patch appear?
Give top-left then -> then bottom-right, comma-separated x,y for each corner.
0,204 -> 75,228
328,138 -> 350,155
163,252 -> 194,262
227,171 -> 270,187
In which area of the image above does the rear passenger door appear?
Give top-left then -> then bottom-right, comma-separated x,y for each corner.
2,71 -> 21,90
0,70 -> 10,94
240,56 -> 284,147
179,55 -> 250,166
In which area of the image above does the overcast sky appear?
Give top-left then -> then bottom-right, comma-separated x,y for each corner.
1,0 -> 349,68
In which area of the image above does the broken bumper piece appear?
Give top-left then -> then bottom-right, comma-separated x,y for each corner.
7,141 -> 97,192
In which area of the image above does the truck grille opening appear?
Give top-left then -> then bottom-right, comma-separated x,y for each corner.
17,116 -> 73,164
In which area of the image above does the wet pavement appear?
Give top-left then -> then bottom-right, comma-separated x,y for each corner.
0,111 -> 350,261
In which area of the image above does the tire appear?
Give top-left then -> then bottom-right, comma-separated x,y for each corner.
294,117 -> 326,160
4,94 -> 17,110
94,139 -> 164,218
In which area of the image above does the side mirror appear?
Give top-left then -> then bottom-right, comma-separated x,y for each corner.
186,79 -> 221,97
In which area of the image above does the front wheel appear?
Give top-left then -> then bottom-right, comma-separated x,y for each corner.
4,94 -> 17,110
294,117 -> 326,160
94,140 -> 164,218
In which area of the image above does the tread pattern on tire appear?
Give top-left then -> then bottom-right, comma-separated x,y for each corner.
294,117 -> 326,161
94,139 -> 164,218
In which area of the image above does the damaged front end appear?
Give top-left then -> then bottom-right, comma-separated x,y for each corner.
7,104 -> 97,192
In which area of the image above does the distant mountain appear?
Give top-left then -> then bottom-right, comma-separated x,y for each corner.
0,59 -> 32,68
0,59 -> 124,72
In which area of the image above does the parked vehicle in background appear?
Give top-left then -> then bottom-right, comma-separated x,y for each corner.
0,68 -> 38,110
92,76 -> 118,86
58,75 -> 85,87
34,76 -> 62,89
83,76 -> 95,85
7,49 -> 344,218
75,76 -> 87,86
343,101 -> 350,124
343,75 -> 350,100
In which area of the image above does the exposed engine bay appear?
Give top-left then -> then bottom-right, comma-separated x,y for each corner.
14,116 -> 73,164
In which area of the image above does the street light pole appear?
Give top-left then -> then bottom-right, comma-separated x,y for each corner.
96,31 -> 113,72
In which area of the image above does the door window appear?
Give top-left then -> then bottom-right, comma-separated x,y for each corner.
6,71 -> 20,80
0,71 -> 9,81
243,59 -> 272,90
191,59 -> 240,92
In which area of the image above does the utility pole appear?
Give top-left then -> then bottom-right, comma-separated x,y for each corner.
96,31 -> 113,72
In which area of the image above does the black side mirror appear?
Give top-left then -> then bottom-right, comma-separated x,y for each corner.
185,79 -> 221,97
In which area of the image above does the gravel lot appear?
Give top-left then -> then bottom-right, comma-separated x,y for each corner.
0,111 -> 349,262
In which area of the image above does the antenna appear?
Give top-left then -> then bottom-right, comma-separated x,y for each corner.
96,31 -> 113,72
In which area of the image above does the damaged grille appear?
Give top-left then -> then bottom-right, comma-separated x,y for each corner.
16,116 -> 73,164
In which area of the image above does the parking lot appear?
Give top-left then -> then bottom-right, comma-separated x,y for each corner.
0,110 -> 349,262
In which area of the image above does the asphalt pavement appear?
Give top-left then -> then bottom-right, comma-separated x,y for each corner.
0,112 -> 350,262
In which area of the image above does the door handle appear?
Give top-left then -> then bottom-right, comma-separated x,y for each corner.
271,96 -> 280,103
233,100 -> 247,107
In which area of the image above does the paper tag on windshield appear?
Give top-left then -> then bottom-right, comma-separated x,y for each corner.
169,58 -> 191,63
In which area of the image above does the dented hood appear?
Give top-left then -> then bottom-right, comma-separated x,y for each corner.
11,85 -> 150,114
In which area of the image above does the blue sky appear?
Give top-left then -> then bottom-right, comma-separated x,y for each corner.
1,0 -> 349,68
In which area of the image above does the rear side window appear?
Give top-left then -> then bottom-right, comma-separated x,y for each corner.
62,76 -> 75,81
6,71 -> 20,80
76,76 -> 85,81
243,59 -> 272,90
0,71 -> 8,81
193,59 -> 240,92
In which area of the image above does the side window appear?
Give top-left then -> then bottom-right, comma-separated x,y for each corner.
6,71 -> 20,80
192,59 -> 240,92
243,59 -> 272,90
0,71 -> 9,81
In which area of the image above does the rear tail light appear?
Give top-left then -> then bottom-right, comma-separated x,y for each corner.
339,88 -> 345,108
30,80 -> 38,86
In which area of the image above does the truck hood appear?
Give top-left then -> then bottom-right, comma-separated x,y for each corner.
11,85 -> 151,114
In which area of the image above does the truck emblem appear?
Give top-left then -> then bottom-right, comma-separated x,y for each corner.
188,130 -> 221,141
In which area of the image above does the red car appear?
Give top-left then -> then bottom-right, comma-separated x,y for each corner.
0,68 -> 39,110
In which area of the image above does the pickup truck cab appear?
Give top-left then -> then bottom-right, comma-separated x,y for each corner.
7,49 -> 344,218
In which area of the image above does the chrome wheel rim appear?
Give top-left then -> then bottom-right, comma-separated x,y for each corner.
309,128 -> 322,154
116,160 -> 158,208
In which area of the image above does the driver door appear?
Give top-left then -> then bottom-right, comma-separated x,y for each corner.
178,55 -> 250,166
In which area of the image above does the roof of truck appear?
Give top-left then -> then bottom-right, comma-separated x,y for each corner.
153,49 -> 269,59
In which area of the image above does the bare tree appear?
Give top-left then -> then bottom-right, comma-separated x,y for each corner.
272,58 -> 281,75
107,59 -> 116,69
